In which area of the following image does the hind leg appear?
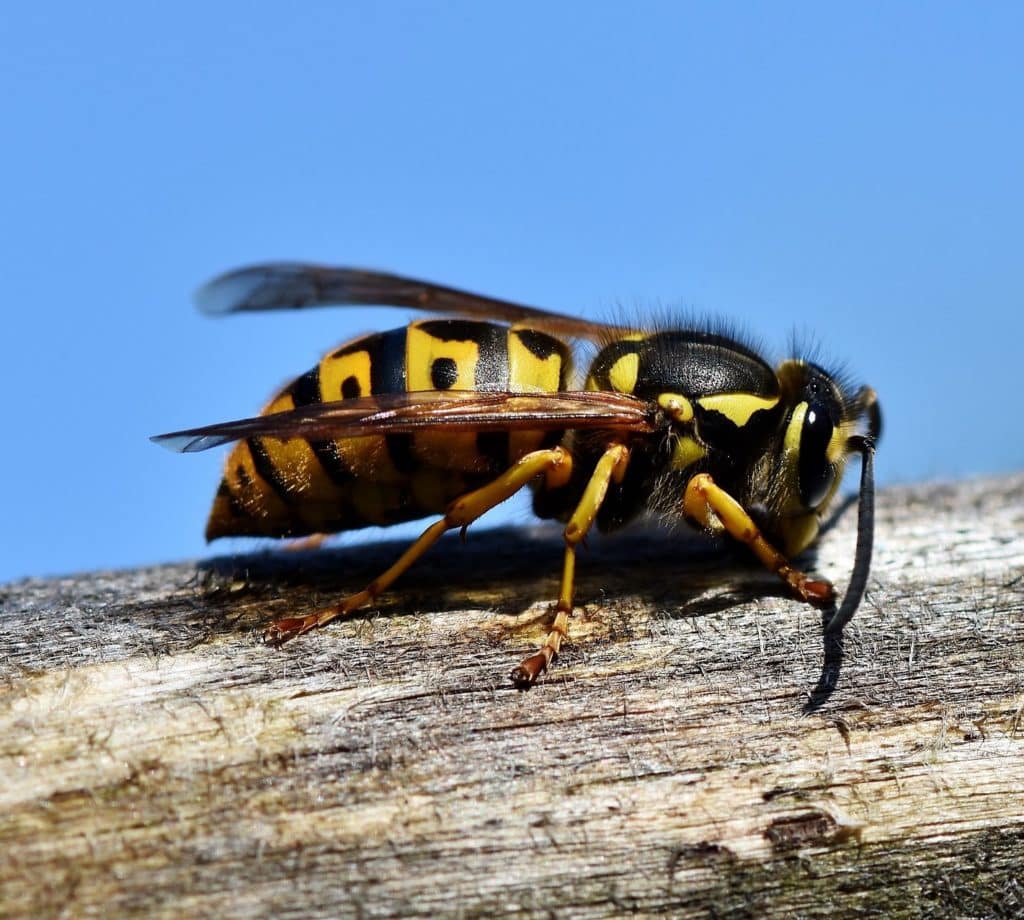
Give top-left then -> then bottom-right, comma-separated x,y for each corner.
264,447 -> 574,643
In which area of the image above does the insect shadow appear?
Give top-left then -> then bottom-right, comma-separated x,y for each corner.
194,519 -> 845,703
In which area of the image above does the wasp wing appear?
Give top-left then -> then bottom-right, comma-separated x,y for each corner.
195,262 -> 625,342
152,390 -> 656,453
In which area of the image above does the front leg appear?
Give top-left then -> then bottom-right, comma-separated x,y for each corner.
682,472 -> 834,606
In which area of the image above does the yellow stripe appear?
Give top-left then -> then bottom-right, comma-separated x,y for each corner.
784,402 -> 808,455
608,352 -> 639,394
407,322 -> 478,390
778,401 -> 807,513
228,440 -> 292,520
827,423 -> 853,465
508,330 -> 563,393
778,513 -> 820,557
697,393 -> 779,427
319,348 -> 372,402
407,321 -> 482,471
508,329 -> 565,462
257,392 -> 347,509
319,346 -> 410,482
671,435 -> 706,471
334,432 -> 406,482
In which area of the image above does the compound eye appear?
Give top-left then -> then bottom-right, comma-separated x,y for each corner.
798,402 -> 836,508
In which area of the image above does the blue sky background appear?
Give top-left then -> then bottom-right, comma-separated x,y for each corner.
3,3 -> 1022,582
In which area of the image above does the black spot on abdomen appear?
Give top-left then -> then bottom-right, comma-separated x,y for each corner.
430,357 -> 459,390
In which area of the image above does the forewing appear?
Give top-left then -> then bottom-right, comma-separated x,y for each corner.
152,390 -> 655,453
195,262 -> 624,342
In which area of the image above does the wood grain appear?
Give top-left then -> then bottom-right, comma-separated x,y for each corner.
2,475 -> 1023,918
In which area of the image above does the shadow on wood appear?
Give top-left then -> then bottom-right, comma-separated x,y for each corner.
2,475 -> 1023,917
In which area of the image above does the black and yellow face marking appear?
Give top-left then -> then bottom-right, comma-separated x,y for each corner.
162,261 -> 881,685
695,393 -> 779,428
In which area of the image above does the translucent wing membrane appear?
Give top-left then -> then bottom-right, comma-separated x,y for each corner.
152,390 -> 656,453
196,262 -> 625,342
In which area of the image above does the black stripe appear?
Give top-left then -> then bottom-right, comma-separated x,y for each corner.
330,339 -> 368,360
217,480 -> 248,520
329,326 -> 407,396
247,438 -> 295,504
360,328 -> 415,473
417,320 -> 508,391
287,363 -> 356,485
476,431 -> 510,472
312,440 -> 356,486
416,319 -> 497,343
385,433 -> 419,474
540,429 -> 565,450
370,327 -> 408,394
513,328 -> 565,362
289,368 -> 321,406
589,339 -> 642,391
512,328 -> 570,391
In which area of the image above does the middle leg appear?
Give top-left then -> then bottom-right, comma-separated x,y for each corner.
511,442 -> 631,688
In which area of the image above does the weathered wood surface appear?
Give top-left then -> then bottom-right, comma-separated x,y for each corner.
2,475 -> 1023,918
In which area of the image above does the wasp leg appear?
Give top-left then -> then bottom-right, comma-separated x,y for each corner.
511,443 -> 631,688
264,447 -> 574,644
683,472 -> 834,605
283,533 -> 330,553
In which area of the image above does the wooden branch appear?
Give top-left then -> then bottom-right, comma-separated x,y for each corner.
2,475 -> 1023,917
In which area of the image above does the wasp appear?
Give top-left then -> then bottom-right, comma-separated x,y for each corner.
154,263 -> 880,687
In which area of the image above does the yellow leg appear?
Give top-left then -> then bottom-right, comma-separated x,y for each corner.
682,473 -> 834,605
264,446 -> 574,644
511,443 -> 630,688
283,533 -> 330,553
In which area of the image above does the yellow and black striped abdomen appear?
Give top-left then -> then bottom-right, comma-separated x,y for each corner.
206,320 -> 571,540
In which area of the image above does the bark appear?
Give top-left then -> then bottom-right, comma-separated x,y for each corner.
2,475 -> 1023,918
